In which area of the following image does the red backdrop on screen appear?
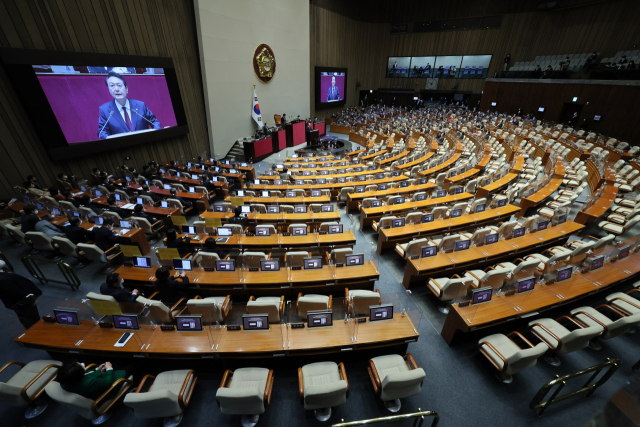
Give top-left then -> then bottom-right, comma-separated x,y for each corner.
37,75 -> 178,144
320,74 -> 345,104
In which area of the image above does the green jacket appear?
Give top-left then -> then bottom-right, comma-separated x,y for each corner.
61,368 -> 127,400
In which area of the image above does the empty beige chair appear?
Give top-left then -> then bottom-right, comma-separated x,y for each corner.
346,288 -> 381,316
528,317 -> 603,365
25,232 -> 57,252
52,236 -> 83,262
329,248 -> 352,265
6,224 -> 28,245
372,216 -> 396,232
339,187 -> 354,203
216,367 -> 273,427
168,199 -> 192,215
123,370 -> 197,427
77,243 -> 121,272
571,305 -> 640,348
298,362 -> 348,421
246,296 -> 285,323
478,332 -> 548,383
598,216 -> 640,235
463,266 -> 511,291
45,368 -> 133,424
395,237 -> 430,259
136,296 -> 186,324
0,360 -> 62,418
367,354 -> 425,412
460,227 -> 492,246
187,296 -> 232,323
428,275 -> 473,313
238,251 -> 268,269
296,293 -> 332,320
606,291 -> 640,316
430,234 -> 464,253
285,251 -> 311,267
132,216 -> 164,243
86,292 -> 117,303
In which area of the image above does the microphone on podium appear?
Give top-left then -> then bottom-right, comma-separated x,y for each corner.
133,108 -> 156,127
99,111 -> 115,135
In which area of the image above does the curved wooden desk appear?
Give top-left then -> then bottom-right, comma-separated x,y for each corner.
224,195 -> 332,205
171,231 -> 357,249
346,183 -> 437,214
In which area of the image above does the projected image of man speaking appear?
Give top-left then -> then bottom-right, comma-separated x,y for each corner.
98,72 -> 161,139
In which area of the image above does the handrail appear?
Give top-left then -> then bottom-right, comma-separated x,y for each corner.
0,251 -> 14,272
21,255 -> 81,291
331,410 -> 439,427
529,358 -> 620,416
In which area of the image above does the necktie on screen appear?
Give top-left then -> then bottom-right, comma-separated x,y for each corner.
122,106 -> 133,131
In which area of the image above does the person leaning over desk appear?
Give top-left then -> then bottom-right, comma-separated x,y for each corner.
100,273 -> 139,303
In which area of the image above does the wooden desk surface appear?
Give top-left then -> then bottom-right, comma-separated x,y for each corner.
346,183 -> 437,214
198,212 -> 235,221
224,196 -> 331,205
394,152 -> 434,171
575,184 -> 618,225
264,168 -> 385,181
516,178 -> 563,218
251,175 -> 408,192
441,237 -> 640,345
174,231 -> 356,248
91,197 -> 180,217
416,152 -> 462,178
376,150 -> 409,166
245,211 -> 342,224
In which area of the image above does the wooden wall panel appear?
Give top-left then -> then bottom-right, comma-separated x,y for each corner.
310,0 -> 640,117
0,0 -> 208,201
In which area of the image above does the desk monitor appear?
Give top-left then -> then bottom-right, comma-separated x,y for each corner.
512,227 -> 526,238
422,213 -> 434,223
557,214 -> 567,224
454,187 -> 464,195
292,154 -> 299,158
618,245 -> 630,260
370,200 -> 382,207
320,170 -> 328,176
355,186 -> 365,193
485,233 -> 499,245
355,167 -> 363,172
267,205 -> 280,214
214,167 -> 220,172
113,314 -> 140,330
294,205 -> 307,213
415,193 -> 427,201
311,190 -> 322,197
52,207 -> 62,217
188,187 -> 196,193
376,173 -> 384,179
35,202 -> 45,211
393,171 -> 401,177
419,178 -> 428,185
211,176 -> 218,182
93,216 -> 104,225
274,179 -> 283,185
182,225 -> 196,235
217,227 -> 233,237
392,218 -> 405,228
337,177 -> 346,183
393,196 -> 404,205
275,164 -> 284,169
291,226 -> 307,235
254,179 -> 261,185
304,257 -> 322,269
422,245 -> 437,258
256,227 -> 271,236
556,266 -> 572,283
307,310 -> 333,328
235,190 -> 246,198
295,179 -> 304,185
285,191 -> 296,198
119,220 -> 132,229
303,171 -> 311,176
454,240 -> 470,252
491,102 -> 497,107
497,198 -> 507,207
229,169 -> 237,174
241,205 -> 251,214
173,259 -> 192,271
475,204 -> 486,213
261,191 -> 270,198
95,189 -> 103,197
317,179 -> 326,185
321,204 -> 333,212
114,193 -> 122,202
471,287 -> 492,305
80,185 -> 87,192
260,259 -> 280,271
213,205 -> 226,212
450,208 -> 462,218
594,115 -> 602,121
591,255 -> 605,270
54,309 -> 79,326
449,170 -> 456,178
163,184 -> 172,190
243,314 -> 269,331
345,254 -> 364,266
216,260 -> 235,271
400,181 -> 409,188
436,190 -> 446,198
338,169 -> 346,174
133,256 -> 152,268
161,201 -> 170,208
358,176 -> 366,182
71,212 -> 81,219
537,220 -> 549,231
517,277 -> 536,293
369,304 -> 393,322
136,197 -> 145,205
328,224 -> 343,234
176,172 -> 181,178
378,184 -> 387,191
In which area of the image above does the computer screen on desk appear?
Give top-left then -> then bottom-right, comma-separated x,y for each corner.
285,191 -> 295,198
275,179 -> 283,185
176,315 -> 202,332
517,277 -> 536,293
136,197 -> 145,205
512,227 -> 525,238
303,171 -> 311,176
188,187 -> 196,193
337,177 -> 346,183
261,191 -> 270,198
415,193 -> 426,201
291,226 -> 307,235
216,260 -> 235,271
311,190 -> 322,197
267,205 -> 280,214
295,179 -> 304,185
436,190 -> 446,198
133,256 -> 151,268
371,200 -> 382,207
211,176 -> 218,182
378,184 -> 387,190
241,206 -> 251,214
163,184 -> 172,190
261,260 -> 280,271
243,314 -> 269,331
537,220 -> 549,231
294,205 -> 307,213
113,314 -> 139,330
95,189 -> 103,197
213,205 -> 226,212
591,255 -> 604,270
454,187 -> 464,194
422,213 -> 434,223
369,304 -> 393,322
419,178 -> 428,184
236,190 -> 245,197
355,186 -> 365,193
376,173 -> 384,179
307,310 -> 333,328
485,233 -> 498,245
358,176 -> 366,182
304,258 -> 322,269
471,287 -> 492,304
345,254 -> 364,266
392,218 -> 405,228
217,227 -> 232,237
254,179 -> 261,185
173,259 -> 192,271
119,220 -> 131,229
497,198 -> 507,207
54,309 -> 79,326
328,224 -> 343,234
93,216 -> 104,225
256,227 -> 271,236
454,240 -> 470,252
317,179 -> 326,185
400,181 -> 409,188
475,204 -> 486,213
321,204 -> 333,212
556,266 -> 572,283
181,225 -> 196,235
450,208 -> 462,218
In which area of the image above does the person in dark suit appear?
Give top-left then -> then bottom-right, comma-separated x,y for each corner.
141,165 -> 154,180
99,273 -> 139,303
93,218 -> 121,251
105,196 -> 129,219
154,266 -> 190,306
139,184 -> 161,202
98,72 -> 161,139
119,181 -> 136,197
200,177 -> 217,193
65,217 -> 94,245
0,261 -> 42,328
132,204 -> 158,225
262,122 -> 269,134
100,175 -> 116,193
21,205 -> 36,233
165,229 -> 191,254
326,76 -> 340,101
56,360 -> 136,400
168,188 -> 192,209
305,121 -> 312,141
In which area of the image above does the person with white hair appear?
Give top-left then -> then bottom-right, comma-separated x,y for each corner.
0,261 -> 43,329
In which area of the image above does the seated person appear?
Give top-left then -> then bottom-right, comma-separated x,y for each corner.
29,214 -> 63,238
167,188 -> 192,209
21,205 -> 36,233
202,237 -> 224,258
56,360 -> 136,400
24,181 -> 50,198
100,174 -> 116,193
120,181 -> 136,197
200,177 -> 217,192
141,165 -> 154,180
49,188 -> 66,202
155,266 -> 190,306
165,228 -> 191,251
100,273 -> 139,302
133,204 -> 158,225
139,184 -> 161,203
105,196 -> 128,219
93,218 -> 121,251
65,216 -> 94,245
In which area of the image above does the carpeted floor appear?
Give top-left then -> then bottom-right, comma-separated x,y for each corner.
0,131 -> 638,427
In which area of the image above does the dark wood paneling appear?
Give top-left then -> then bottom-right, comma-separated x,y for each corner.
0,0 -> 208,201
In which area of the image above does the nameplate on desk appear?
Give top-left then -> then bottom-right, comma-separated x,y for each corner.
246,233 -> 254,237
204,268 -> 215,272
160,325 -> 175,331
357,317 -> 367,323
99,322 -> 113,328
209,232 -> 216,236
411,255 -> 420,260
291,323 -> 305,329
335,263 -> 344,268
123,262 -> 133,267
283,233 -> 291,236
319,231 -> 327,235
291,266 -> 301,270
503,290 -> 516,296
207,209 -> 213,212
227,325 -> 241,331
458,301 -> 470,307
249,268 -> 259,272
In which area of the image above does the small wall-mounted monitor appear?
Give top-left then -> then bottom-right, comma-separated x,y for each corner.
369,304 -> 393,321
556,266 -> 572,282
173,259 -> 192,271
113,314 -> 140,330
217,227 -> 233,237
242,314 -> 269,331
260,259 -> 280,271
304,258 -> 322,269
328,224 -> 343,234
133,256 -> 152,268
215,260 -> 235,271
181,225 -> 196,235
307,310 -> 333,328
345,254 -> 364,266
517,277 -> 536,293
512,227 -> 526,238
485,233 -> 499,245
54,309 -> 80,326
291,226 -> 307,235
491,102 -> 497,107
593,115 -> 602,121
392,218 -> 405,228
538,107 -> 545,112
471,287 -> 492,305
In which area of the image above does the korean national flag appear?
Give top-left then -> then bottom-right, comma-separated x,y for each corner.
252,89 -> 263,127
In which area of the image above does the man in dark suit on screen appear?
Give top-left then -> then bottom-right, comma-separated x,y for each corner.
98,72 -> 161,139
326,76 -> 340,102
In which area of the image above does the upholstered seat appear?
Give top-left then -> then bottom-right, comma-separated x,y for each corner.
367,354 -> 425,412
187,296 -> 232,323
478,333 -> 548,383
246,296 -> 284,323
216,367 -> 273,426
529,317 -> 603,365
0,360 -> 62,418
296,294 -> 331,319
299,362 -> 348,420
571,305 -> 640,341
346,289 -> 381,316
463,267 -> 510,290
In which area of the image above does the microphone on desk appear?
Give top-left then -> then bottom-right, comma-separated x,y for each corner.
133,108 -> 156,127
99,111 -> 115,135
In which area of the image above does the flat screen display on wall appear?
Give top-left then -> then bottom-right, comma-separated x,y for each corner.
315,66 -> 347,110
0,48 -> 188,160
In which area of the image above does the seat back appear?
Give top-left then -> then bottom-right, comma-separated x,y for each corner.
348,290 -> 381,315
101,211 -> 121,222
330,248 -> 353,264
297,296 -> 330,319
559,325 -> 603,354
77,243 -> 106,262
216,387 -> 264,416
318,222 -> 339,232
45,382 -> 96,420
86,292 -> 117,303
479,267 -> 510,290
437,234 -> 462,252
238,251 -> 268,269
187,299 -> 224,323
380,368 -> 426,402
168,199 -> 187,215
52,236 -> 80,258
26,232 -> 56,251
468,228 -> 492,246
256,225 -> 277,235
192,251 -> 220,267
132,217 -> 154,235
136,297 -> 173,323
59,200 -> 78,212
7,225 -> 28,245
246,300 -> 281,323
